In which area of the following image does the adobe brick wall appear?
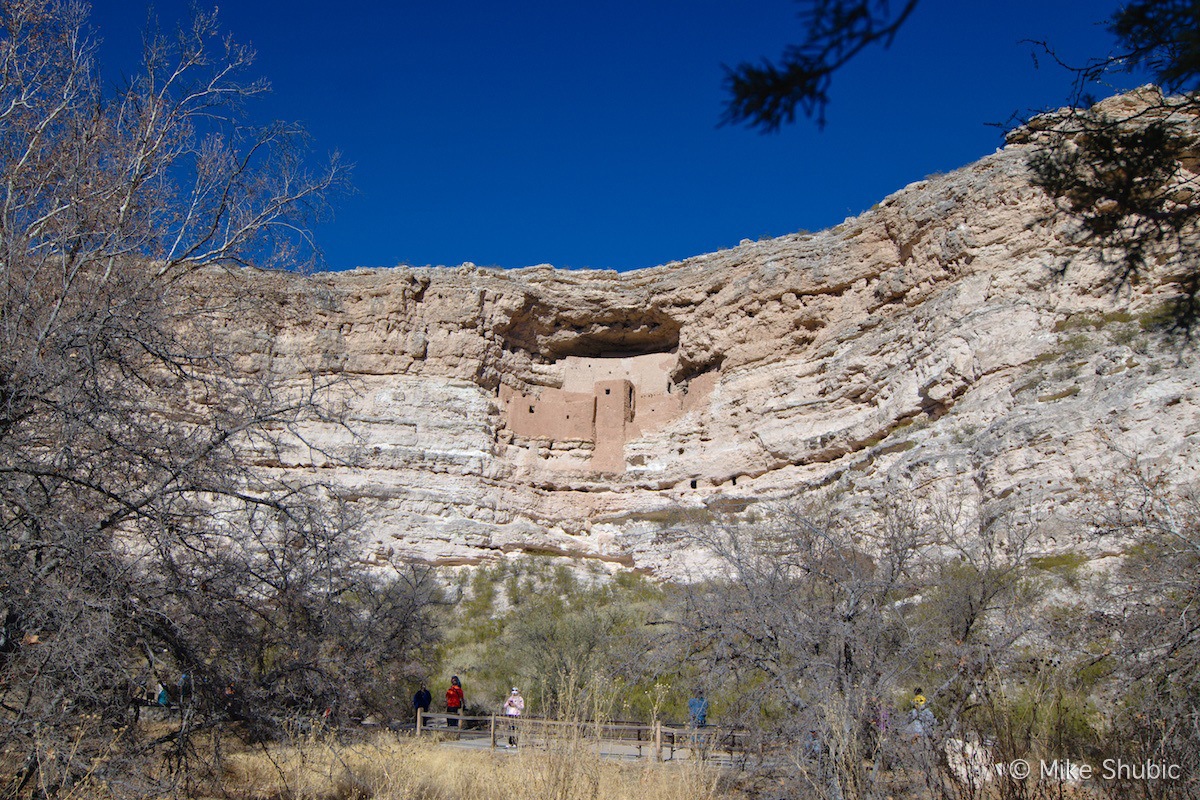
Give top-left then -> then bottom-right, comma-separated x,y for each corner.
498,352 -> 716,473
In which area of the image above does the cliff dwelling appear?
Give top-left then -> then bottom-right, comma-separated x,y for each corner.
499,352 -> 716,473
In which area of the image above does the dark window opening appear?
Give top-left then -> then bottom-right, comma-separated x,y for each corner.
529,405 -> 535,414
605,388 -> 611,395
690,479 -> 697,489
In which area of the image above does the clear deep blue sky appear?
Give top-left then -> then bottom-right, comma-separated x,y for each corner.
87,1 -> 1144,272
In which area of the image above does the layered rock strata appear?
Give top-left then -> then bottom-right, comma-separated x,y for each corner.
210,90 -> 1200,578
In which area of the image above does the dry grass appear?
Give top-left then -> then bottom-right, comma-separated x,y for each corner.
220,732 -> 732,800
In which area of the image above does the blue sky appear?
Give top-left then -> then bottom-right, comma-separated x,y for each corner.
87,1 -> 1144,272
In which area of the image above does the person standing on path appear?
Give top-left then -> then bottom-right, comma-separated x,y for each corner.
446,676 -> 464,728
688,690 -> 709,728
502,687 -> 525,747
413,683 -> 431,721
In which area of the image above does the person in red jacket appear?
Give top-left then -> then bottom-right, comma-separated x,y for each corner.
446,675 -> 464,727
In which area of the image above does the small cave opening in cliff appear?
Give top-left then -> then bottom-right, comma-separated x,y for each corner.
670,352 -> 724,385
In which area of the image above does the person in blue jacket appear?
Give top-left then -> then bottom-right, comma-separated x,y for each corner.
688,690 -> 709,727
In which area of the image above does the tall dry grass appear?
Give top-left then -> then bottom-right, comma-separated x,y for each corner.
221,732 -> 731,800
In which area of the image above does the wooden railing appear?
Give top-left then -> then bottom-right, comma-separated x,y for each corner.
415,710 -> 750,761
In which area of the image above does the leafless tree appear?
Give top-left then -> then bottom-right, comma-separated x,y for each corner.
665,496 -> 1053,799
664,501 -> 936,799
0,2 -> 436,797
1086,461 -> 1200,799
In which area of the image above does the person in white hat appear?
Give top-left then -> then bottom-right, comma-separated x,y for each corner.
502,687 -> 525,747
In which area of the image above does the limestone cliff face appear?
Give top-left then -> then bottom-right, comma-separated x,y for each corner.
212,91 -> 1200,578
